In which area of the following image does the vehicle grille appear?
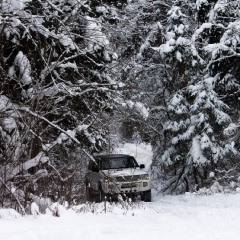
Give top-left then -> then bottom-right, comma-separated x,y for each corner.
115,175 -> 140,182
121,183 -> 137,188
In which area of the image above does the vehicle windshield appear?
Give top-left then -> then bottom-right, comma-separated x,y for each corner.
100,157 -> 139,170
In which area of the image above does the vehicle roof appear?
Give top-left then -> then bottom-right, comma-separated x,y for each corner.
94,154 -> 133,159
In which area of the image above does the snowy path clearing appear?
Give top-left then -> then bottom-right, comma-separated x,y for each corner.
1,144 -> 240,240
1,192 -> 240,240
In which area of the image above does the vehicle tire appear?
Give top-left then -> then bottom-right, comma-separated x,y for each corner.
141,189 -> 151,202
95,184 -> 105,203
86,184 -> 92,202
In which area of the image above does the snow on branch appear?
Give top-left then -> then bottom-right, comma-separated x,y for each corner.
45,0 -> 63,14
18,107 -> 96,162
152,1 -> 171,8
0,177 -> 26,215
8,51 -> 32,86
190,136 -> 208,165
14,152 -> 48,176
0,95 -> 14,111
192,23 -> 212,42
85,16 -> 109,52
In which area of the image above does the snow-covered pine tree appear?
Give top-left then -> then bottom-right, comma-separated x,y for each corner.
148,1 -> 205,192
186,74 -> 235,190
203,0 -> 240,121
194,0 -> 240,162
152,0 -> 239,193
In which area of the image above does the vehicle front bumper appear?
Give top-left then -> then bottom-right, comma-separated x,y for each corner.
102,180 -> 151,195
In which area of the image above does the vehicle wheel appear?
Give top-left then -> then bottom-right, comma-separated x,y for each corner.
141,189 -> 151,202
86,184 -> 92,202
95,185 -> 105,203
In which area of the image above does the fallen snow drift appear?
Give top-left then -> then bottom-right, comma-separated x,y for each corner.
1,192 -> 240,240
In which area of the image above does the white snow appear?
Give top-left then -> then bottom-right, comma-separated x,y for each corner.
96,6 -> 108,15
0,209 -> 21,219
58,62 -> 78,70
0,95 -> 12,111
190,136 -> 208,164
2,192 -> 240,240
224,123 -> 238,137
176,50 -> 182,62
11,152 -> 49,179
85,16 -> 109,51
196,0 -> 208,10
209,171 -> 215,178
31,202 -> 40,218
1,0 -> 27,13
193,23 -> 212,41
59,35 -> 75,50
1,143 -> 240,240
9,51 -> 32,86
122,101 -> 149,120
2,117 -> 17,132
135,102 -> 149,119
204,77 -> 215,90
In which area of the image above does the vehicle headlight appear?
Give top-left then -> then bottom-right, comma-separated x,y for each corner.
104,177 -> 110,183
141,174 -> 150,180
105,176 -> 117,183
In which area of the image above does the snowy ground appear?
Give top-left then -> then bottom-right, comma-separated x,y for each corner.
1,192 -> 240,240
1,144 -> 240,240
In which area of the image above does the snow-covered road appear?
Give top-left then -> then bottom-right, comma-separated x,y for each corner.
1,192 -> 240,240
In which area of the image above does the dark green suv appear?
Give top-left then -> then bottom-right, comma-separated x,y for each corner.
85,154 -> 151,202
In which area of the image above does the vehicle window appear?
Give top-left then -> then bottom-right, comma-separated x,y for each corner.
100,157 -> 138,170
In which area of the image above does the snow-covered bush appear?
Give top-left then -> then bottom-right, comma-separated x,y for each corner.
0,208 -> 21,219
72,198 -> 146,216
0,0 -> 120,213
31,202 -> 40,218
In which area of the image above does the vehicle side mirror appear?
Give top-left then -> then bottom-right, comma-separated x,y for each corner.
139,164 -> 145,169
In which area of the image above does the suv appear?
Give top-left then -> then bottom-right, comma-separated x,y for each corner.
85,154 -> 151,202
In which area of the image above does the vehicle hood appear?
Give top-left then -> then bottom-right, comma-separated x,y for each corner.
102,168 -> 148,177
